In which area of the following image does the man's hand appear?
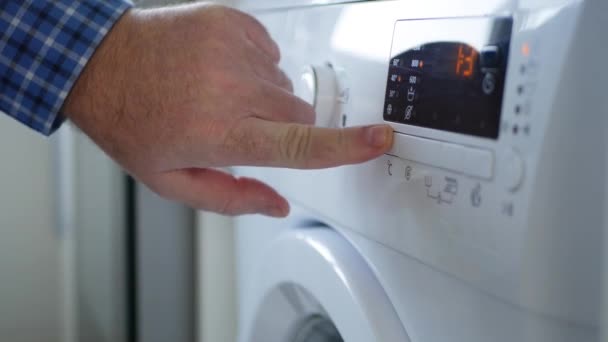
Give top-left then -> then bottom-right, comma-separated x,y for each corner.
62,3 -> 393,217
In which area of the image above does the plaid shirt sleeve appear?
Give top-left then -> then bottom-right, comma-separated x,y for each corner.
0,0 -> 133,135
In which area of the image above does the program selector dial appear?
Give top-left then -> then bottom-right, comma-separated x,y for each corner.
295,64 -> 340,128
503,148 -> 525,192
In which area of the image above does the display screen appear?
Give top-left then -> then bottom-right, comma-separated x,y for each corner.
383,18 -> 513,139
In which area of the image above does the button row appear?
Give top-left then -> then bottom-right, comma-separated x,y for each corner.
388,133 -> 494,179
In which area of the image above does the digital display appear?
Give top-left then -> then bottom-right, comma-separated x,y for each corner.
383,18 -> 513,139
455,44 -> 477,78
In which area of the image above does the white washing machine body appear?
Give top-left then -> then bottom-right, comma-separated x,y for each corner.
234,0 -> 608,341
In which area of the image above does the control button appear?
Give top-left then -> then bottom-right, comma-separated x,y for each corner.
482,72 -> 497,95
515,105 -> 521,115
461,146 -> 494,180
313,65 -> 340,127
503,148 -> 525,192
295,66 -> 316,106
480,45 -> 501,68
512,125 -> 519,135
294,65 -> 341,128
388,133 -> 494,179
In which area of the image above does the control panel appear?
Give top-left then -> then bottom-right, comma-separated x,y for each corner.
384,18 -> 512,139
380,17 -> 527,231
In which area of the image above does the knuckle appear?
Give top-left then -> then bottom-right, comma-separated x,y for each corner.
279,124 -> 313,163
210,68 -> 241,93
217,196 -> 238,216
294,98 -> 315,124
223,120 -> 270,163
281,71 -> 294,91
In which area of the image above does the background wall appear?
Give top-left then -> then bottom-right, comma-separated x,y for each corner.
0,115 -> 63,342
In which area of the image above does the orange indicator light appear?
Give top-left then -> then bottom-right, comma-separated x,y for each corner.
456,44 -> 476,78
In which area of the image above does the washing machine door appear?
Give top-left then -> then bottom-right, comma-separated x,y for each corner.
240,227 -> 409,342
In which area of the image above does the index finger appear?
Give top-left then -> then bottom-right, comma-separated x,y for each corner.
222,118 -> 394,169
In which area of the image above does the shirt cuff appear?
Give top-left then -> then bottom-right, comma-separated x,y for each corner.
0,0 -> 133,135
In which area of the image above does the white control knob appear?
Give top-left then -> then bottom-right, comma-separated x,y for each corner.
294,65 -> 340,127
296,66 -> 317,106
503,148 -> 525,192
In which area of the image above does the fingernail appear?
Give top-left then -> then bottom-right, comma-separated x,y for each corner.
365,125 -> 392,148
266,202 -> 290,218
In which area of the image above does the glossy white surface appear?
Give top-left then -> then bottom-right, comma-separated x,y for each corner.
239,227 -> 409,342
235,0 -> 608,341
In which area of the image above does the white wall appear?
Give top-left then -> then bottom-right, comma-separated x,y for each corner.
0,115 -> 63,342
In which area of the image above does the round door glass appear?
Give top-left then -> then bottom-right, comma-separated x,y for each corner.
292,315 -> 344,342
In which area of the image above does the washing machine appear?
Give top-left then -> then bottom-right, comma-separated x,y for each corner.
234,0 -> 608,341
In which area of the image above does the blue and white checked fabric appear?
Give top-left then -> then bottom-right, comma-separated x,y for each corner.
0,0 -> 132,135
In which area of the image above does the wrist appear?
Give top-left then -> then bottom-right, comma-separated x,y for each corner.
62,9 -> 138,132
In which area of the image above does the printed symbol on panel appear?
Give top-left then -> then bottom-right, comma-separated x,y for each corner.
404,105 -> 414,120
387,159 -> 393,176
407,87 -> 416,102
441,177 -> 459,203
471,183 -> 482,208
338,88 -> 350,104
409,76 -> 418,84
425,175 -> 433,188
389,90 -> 397,98
482,72 -> 497,95
444,177 -> 458,196
392,58 -> 401,66
390,74 -> 399,82
386,104 -> 393,116
425,176 -> 457,205
411,59 -> 420,68
405,165 -> 413,181
412,45 -> 422,51
502,202 -> 514,217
